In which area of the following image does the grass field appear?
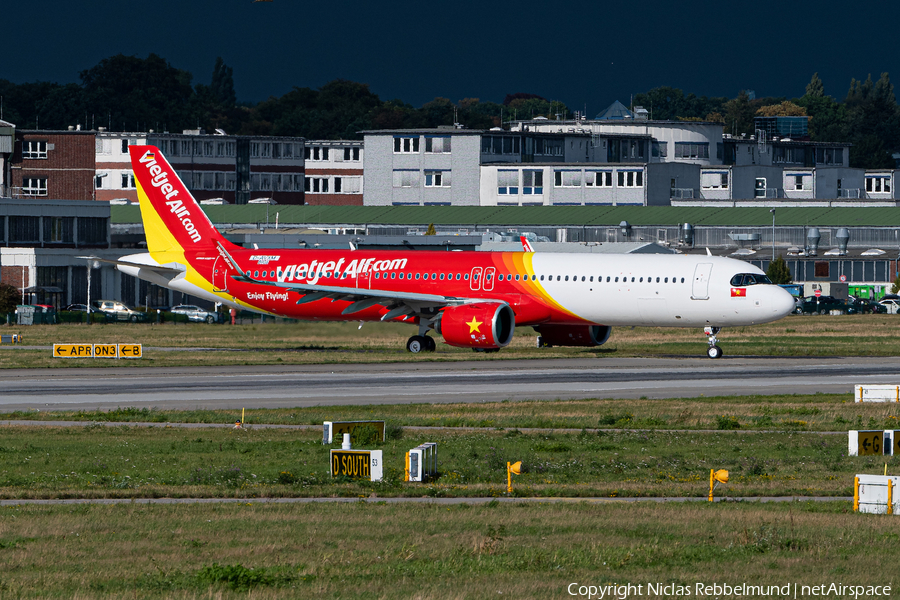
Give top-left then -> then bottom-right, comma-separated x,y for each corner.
2,313 -> 900,368
0,419 -> 890,499
6,392 -> 899,433
0,500 -> 895,599
2,318 -> 899,597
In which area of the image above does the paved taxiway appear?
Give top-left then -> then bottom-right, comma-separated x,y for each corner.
0,356 -> 893,411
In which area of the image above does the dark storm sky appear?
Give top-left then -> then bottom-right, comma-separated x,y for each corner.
5,0 -> 899,112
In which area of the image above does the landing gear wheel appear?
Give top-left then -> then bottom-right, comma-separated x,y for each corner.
407,335 -> 427,353
424,336 -> 436,352
704,326 -> 722,359
707,345 -> 723,359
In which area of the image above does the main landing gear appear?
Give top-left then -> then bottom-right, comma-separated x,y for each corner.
406,335 -> 436,353
704,326 -> 723,359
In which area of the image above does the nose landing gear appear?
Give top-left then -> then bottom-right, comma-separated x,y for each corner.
704,326 -> 723,359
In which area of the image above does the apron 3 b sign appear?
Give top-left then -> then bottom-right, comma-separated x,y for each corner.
53,344 -> 143,358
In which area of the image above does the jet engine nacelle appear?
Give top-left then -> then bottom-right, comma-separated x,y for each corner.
438,303 -> 515,350
536,324 -> 612,347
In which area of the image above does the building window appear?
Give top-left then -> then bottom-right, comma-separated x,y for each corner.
621,140 -> 645,160
585,171 -> 612,187
651,141 -> 668,158
425,170 -> 451,187
674,142 -> 709,159
554,170 -> 582,188
343,147 -> 361,161
250,142 -> 260,158
498,170 -> 518,195
617,170 -> 643,187
306,146 -> 330,161
393,136 -> 420,154
773,146 -> 806,164
866,176 -> 891,193
95,174 -> 105,189
121,139 -> 129,153
22,177 -> 48,196
482,135 -> 522,155
786,173 -> 812,191
181,140 -> 192,156
45,217 -> 74,244
523,170 -> 543,194
816,147 -> 843,166
754,178 -> 767,198
425,136 -> 451,153
336,176 -> 361,193
701,171 -> 729,189
22,140 -> 48,159
392,170 -> 419,188
120,173 -> 135,189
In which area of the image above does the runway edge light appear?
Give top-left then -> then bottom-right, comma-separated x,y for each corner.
708,469 -> 729,502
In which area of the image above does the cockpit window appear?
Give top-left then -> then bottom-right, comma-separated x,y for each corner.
730,273 -> 772,286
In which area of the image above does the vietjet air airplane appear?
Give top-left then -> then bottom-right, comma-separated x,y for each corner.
107,145 -> 794,359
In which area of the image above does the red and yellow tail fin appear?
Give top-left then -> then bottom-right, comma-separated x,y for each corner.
128,145 -> 227,255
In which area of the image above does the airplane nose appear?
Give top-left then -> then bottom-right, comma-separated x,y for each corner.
772,287 -> 796,317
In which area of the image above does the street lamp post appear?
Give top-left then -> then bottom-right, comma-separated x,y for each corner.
769,208 -> 776,262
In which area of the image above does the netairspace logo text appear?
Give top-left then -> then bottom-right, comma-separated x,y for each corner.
567,582 -> 892,599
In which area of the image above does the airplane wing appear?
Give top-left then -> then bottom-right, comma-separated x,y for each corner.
232,274 -> 504,321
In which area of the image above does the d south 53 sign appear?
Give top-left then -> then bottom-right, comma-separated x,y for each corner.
330,450 -> 383,482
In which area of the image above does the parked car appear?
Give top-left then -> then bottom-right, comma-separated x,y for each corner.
170,304 -> 218,323
879,298 -> 900,314
92,300 -> 143,322
795,296 -> 847,315
64,304 -> 93,313
846,298 -> 887,314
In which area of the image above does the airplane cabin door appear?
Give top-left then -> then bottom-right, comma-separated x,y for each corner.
691,263 -> 712,300
483,267 -> 495,291
212,256 -> 230,292
470,266 -> 483,291
358,267 -> 371,290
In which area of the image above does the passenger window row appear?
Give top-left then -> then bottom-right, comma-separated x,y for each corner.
248,268 -> 688,285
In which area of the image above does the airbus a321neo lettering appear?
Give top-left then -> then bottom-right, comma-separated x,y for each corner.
101,145 -> 794,359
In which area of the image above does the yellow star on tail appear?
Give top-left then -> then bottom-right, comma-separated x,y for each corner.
466,318 -> 482,333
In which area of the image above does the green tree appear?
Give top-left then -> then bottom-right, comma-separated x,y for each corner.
756,101 -> 806,117
766,256 -> 792,284
795,93 -> 846,142
0,282 -> 18,314
80,53 -> 195,132
805,73 -> 825,97
891,274 -> 900,295
722,91 -> 758,136
425,223 -> 436,236
210,57 -> 236,108
844,73 -> 900,168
